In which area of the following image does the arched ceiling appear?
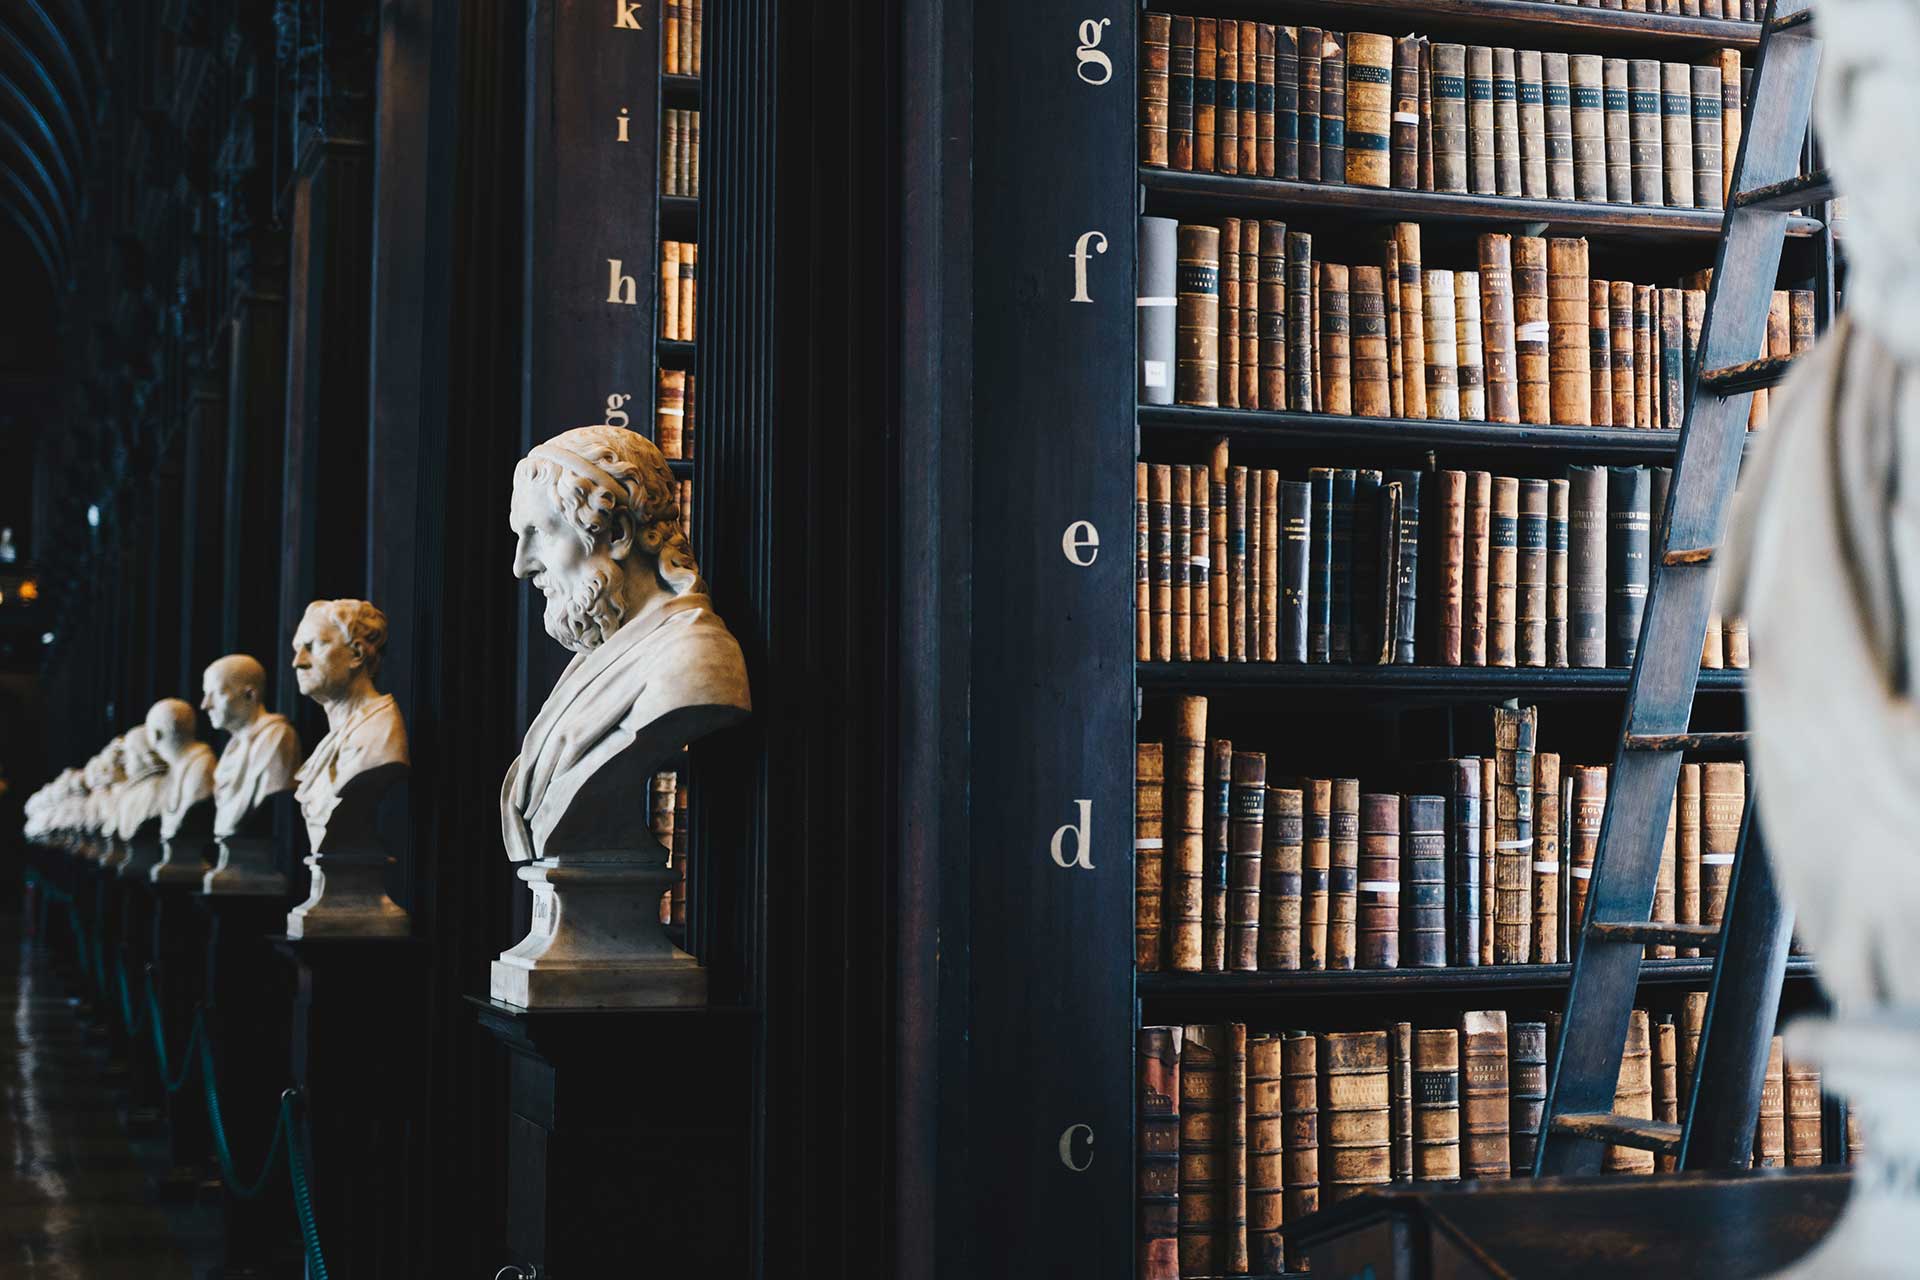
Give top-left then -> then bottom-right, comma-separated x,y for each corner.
0,0 -> 96,292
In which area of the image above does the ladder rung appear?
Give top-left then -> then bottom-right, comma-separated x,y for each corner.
1551,1113 -> 1684,1155
1699,356 -> 1793,395
1586,921 -> 1723,948
1769,6 -> 1813,32
1624,731 -> 1750,752
1734,169 -> 1834,212
1662,547 -> 1715,566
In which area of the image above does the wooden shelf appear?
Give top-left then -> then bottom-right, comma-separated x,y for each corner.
662,72 -> 701,103
658,338 -> 696,367
1140,169 -> 1821,241
1139,404 -> 1713,458
1200,0 -> 1763,52
668,458 -> 693,478
661,194 -> 700,224
1138,957 -> 1816,1005
1139,663 -> 1745,698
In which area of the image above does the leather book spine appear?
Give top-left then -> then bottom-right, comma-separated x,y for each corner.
1692,63 -> 1723,211
1547,478 -> 1570,666
1376,480 -> 1403,664
1604,58 -> 1631,203
662,107 -> 681,196
1480,757 -> 1497,965
1211,441 -> 1229,658
1140,1026 -> 1183,1280
1395,222 -> 1428,420
1138,743 -> 1168,969
1628,59 -> 1663,206
1758,288 -> 1790,430
1173,466 -> 1191,660
1204,740 -> 1233,972
1351,265 -> 1390,416
1179,1024 -> 1223,1276
1320,262 -> 1353,415
1302,778 -> 1332,970
1139,216 -> 1178,406
1215,21 -> 1240,176
1569,465 -> 1608,667
1419,37 -> 1434,190
1168,696 -> 1209,972
1309,468 -> 1334,662
1513,236 -> 1551,424
1329,777 -> 1361,970
1459,1010 -> 1512,1178
688,0 -> 700,75
1351,471 -> 1384,663
1346,33 -> 1392,188
1392,36 -> 1421,189
1492,46 -> 1521,197
1753,1035 -> 1786,1169
1261,469 -> 1281,660
1195,19 -> 1217,173
1384,234 -> 1403,417
1508,1020 -> 1548,1174
1241,222 -> 1261,410
1219,218 -> 1241,408
1543,52 -> 1575,199
1720,50 -> 1742,202
1517,478 -> 1549,667
1588,278 -> 1613,427
1569,765 -> 1607,936
657,368 -> 686,458
1785,1054 -> 1823,1167
1609,279 -> 1636,427
1261,788 -> 1304,970
1321,31 -> 1347,183
1329,467 -> 1356,662
1606,1010 -> 1656,1174
1390,1021 -> 1415,1182
662,240 -> 681,341
1389,469 -> 1422,665
1229,752 -> 1267,971
1249,1035 -> 1286,1271
1682,991 -> 1707,1094
1547,237 -> 1592,425
1437,470 -> 1467,665
1661,62 -> 1694,209
1569,54 -> 1607,202
1493,704 -> 1538,964
1297,28 -> 1322,181
1170,16 -> 1195,171
1652,787 -> 1679,959
1655,1018 -> 1680,1171
1191,464 -> 1212,661
1402,794 -> 1447,968
1414,1028 -> 1461,1181
1229,465 -> 1249,661
1634,285 -> 1656,429
1478,234 -> 1519,424
1228,1023 -> 1250,1273
1286,231 -> 1315,411
1678,763 -> 1702,955
1275,26 -> 1299,179
1246,472 -> 1261,662
1142,14 -> 1171,168
1423,269 -> 1460,421
1700,761 -> 1743,929
1175,225 -> 1220,407
1464,470 -> 1492,666
1151,464 -> 1173,661
1240,21 -> 1260,179
1531,752 -> 1562,964
1488,475 -> 1519,669
1607,465 -> 1651,667
1789,288 -> 1815,355
1455,269 -> 1486,422
1450,757 -> 1484,966
1847,1111 -> 1864,1165
1319,1030 -> 1392,1205
1517,48 -> 1548,198
664,0 -> 681,74
1259,221 -> 1288,410
1431,43 -> 1468,193
1137,465 -> 1152,661
679,244 -> 695,340
1282,480 -> 1311,663
1467,45 -> 1496,194
1281,1032 -> 1320,1261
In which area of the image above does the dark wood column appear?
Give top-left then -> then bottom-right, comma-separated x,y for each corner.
180,372 -> 228,694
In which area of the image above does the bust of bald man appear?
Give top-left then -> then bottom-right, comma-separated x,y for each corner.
147,698 -> 217,839
204,654 -> 303,837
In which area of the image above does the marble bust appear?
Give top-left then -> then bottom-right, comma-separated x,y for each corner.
492,424 -> 749,1007
110,726 -> 169,865
147,698 -> 216,839
204,653 -> 302,838
85,737 -> 126,855
290,599 -> 410,851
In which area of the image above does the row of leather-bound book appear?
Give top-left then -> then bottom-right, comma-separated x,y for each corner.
1136,697 -> 1746,974
650,769 -> 689,928
1142,217 -> 1816,424
656,370 -> 698,460
1133,443 -> 1752,669
661,0 -> 701,76
1138,1013 -> 1848,1279
1140,17 -> 1748,214
661,109 -> 701,198
1549,0 -> 1761,13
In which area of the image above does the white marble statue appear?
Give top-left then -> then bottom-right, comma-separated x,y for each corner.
145,698 -> 217,885
1721,5 -> 1920,1273
492,424 -> 750,1007
107,726 -> 169,870
84,738 -> 126,857
205,654 -> 302,837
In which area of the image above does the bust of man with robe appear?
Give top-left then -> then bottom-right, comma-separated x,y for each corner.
113,726 -> 169,842
290,599 -> 409,850
204,653 -> 303,837
146,698 -> 217,839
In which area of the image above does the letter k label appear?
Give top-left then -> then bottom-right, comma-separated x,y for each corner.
614,0 -> 641,29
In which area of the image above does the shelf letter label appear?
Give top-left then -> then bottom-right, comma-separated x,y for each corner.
617,108 -> 632,143
1061,521 -> 1100,566
614,1 -> 642,29
1070,231 -> 1108,303
1051,800 -> 1093,870
1075,19 -> 1113,85
604,393 -> 633,429
607,259 -> 638,305
1058,1123 -> 1094,1171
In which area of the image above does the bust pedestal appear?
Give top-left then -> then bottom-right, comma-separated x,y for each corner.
150,799 -> 215,887
490,857 -> 704,1008
286,764 -> 410,939
119,832 -> 164,882
204,836 -> 289,895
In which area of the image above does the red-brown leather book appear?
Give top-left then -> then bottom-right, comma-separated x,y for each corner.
1301,778 -> 1332,971
1493,704 -> 1537,964
1151,464 -> 1173,661
1478,234 -> 1519,424
1261,788 -> 1304,970
1531,752 -> 1561,964
1320,262 -> 1353,415
1320,1030 -> 1392,1205
1681,991 -> 1707,1095
1219,218 -> 1241,408
1179,1024 -> 1224,1275
1142,13 -> 1172,168
1195,20 -> 1217,173
1138,743 -> 1167,970
1170,16 -> 1195,172
1700,762 -> 1744,931
1678,762 -> 1702,956
1191,464 -> 1213,661
656,368 -> 686,458
1204,740 -> 1233,972
1358,792 -> 1402,969
1609,280 -> 1636,427
1229,465 -> 1249,661
1516,478 -> 1549,667
1488,476 -> 1519,668
1140,1026 -> 1182,1280
1753,1035 -> 1786,1169
1215,21 -> 1241,176
1241,220 -> 1262,410
1228,752 -> 1267,972
1256,25 -> 1277,178
1607,1009 -> 1656,1174
1351,265 -> 1390,417
1413,1028 -> 1461,1181
1281,1032 -> 1319,1268
1167,697 -> 1209,972
1464,471 -> 1492,665
1382,232 -> 1404,418
1249,1034 -> 1286,1271
1653,788 -> 1677,960
1547,478 -> 1569,666
1176,224 -> 1221,407
1508,1019 -> 1548,1175
1435,470 -> 1467,666
1391,36 -> 1421,189
1568,764 -> 1607,939
1227,1022 -> 1250,1272
1259,222 -> 1288,411
1513,236 -> 1551,424
1261,469 -> 1281,661
1460,1010 -> 1512,1178
1785,1053 -> 1823,1167
1346,33 -> 1393,188
1330,778 -> 1361,970
1390,1021 -> 1415,1183
1547,237 -> 1592,425
1239,21 -> 1260,180
1246,472 -> 1262,663
1172,465 -> 1191,661
1395,223 -> 1427,420
1211,442 -> 1229,660
1655,1017 -> 1680,1171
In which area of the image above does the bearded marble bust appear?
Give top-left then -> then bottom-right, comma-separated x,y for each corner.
501,425 -> 750,862
204,653 -> 302,837
290,599 -> 410,850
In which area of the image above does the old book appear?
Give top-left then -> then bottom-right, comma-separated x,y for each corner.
1173,466 -> 1192,660
1390,1022 -> 1414,1183
1517,49 -> 1549,199
1309,468 -> 1334,662
1542,52 -> 1575,199
1431,43 -> 1468,192
1388,469 -> 1423,665
1678,763 -> 1702,956
1681,990 -> 1707,1093
1436,471 -> 1467,665
1346,33 -> 1392,187
1480,757 -> 1497,965
1281,1032 -> 1320,1259
1262,788 -> 1305,970
1635,285 -> 1656,429
1607,466 -> 1651,666
1423,270 -> 1460,420
1259,222 -> 1288,409
1352,471 -> 1384,663
1204,739 -> 1233,972
1786,1054 -> 1823,1167
1215,21 -> 1240,176
1460,1010 -> 1512,1178
1329,468 -> 1356,661
1720,50 -> 1742,202
1603,58 -> 1631,202
679,244 -> 696,340
1142,13 -> 1172,167
1168,697 -> 1209,972
1298,27 -> 1323,181
1219,218 -> 1241,408
1609,280 -> 1636,427
1212,441 -> 1230,656
1466,45 -> 1496,194
1179,1024 -> 1224,1275
1384,235 -> 1404,416
1655,1018 -> 1680,1171
1455,269 -> 1486,421
1376,480 -> 1405,664
1280,480 -> 1310,663
1175,225 -> 1221,407
1228,753 -> 1267,972
1658,288 -> 1686,430
1465,471 -> 1493,665
1726,617 -> 1749,668
1241,221 -> 1261,410
1607,1009 -> 1657,1174
1302,777 -> 1333,970
1547,237 -> 1592,425
1493,704 -> 1537,964
1517,479 -> 1549,667
1514,236 -> 1551,424
1789,288 -> 1815,356
1321,31 -> 1347,182
1392,36 -> 1422,188
1275,26 -> 1299,179
1192,464 -> 1213,660
1847,1111 -> 1864,1164
1569,54 -> 1607,202
1169,17 -> 1195,171
1395,223 -> 1428,420
1138,744 -> 1168,969
1508,1020 -> 1548,1175
1627,59 -> 1664,206
1547,478 -> 1570,666
1140,217 -> 1179,406
657,368 -> 687,458
1589,279 -> 1613,427
1402,794 -> 1447,968
1286,231 -> 1315,411
1240,21 -> 1261,179
1419,36 -> 1434,190
1141,1026 -> 1182,1280
1330,778 -> 1362,970
1569,765 -> 1607,937
1488,476 -> 1520,668
1654,786 -> 1677,960
1261,469 -> 1281,660
1450,758 -> 1484,966
661,240 -> 682,340
1351,265 -> 1390,416
1249,1035 -> 1286,1271
1137,466 -> 1152,661
1195,19 -> 1218,172
1229,466 -> 1249,660
1320,1030 -> 1393,1205
1478,235 -> 1519,424
1661,63 -> 1694,209
1492,46 -> 1521,197
1754,1035 -> 1786,1168
1532,752 -> 1562,963
1701,761 -> 1744,930
1413,1028 -> 1461,1182
1151,465 -> 1173,660
1320,262 -> 1353,414
1228,1022 -> 1250,1272
1692,63 -> 1724,210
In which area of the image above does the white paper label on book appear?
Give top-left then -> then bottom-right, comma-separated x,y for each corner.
1135,838 -> 1164,849
1570,866 -> 1593,879
1700,853 -> 1737,865
1359,880 -> 1403,894
1142,359 -> 1168,387
1517,321 -> 1551,342
1534,861 -> 1561,873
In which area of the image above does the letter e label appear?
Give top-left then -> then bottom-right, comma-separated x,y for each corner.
1061,521 -> 1100,566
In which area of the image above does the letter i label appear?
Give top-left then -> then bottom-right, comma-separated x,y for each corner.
617,108 -> 631,143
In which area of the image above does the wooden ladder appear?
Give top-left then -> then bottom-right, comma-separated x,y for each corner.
1534,0 -> 1828,1177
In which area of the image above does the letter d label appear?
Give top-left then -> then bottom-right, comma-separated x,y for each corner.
1051,800 -> 1094,870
